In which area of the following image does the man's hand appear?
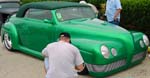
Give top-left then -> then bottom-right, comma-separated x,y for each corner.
114,17 -> 118,22
100,15 -> 106,21
75,63 -> 85,72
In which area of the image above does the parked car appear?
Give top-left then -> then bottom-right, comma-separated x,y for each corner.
0,0 -> 20,29
1,1 -> 149,77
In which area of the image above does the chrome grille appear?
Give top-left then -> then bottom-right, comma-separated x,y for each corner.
132,52 -> 146,62
86,59 -> 126,72
104,59 -> 126,72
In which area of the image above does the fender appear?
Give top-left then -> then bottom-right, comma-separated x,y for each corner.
72,38 -> 126,64
130,31 -> 148,51
1,22 -> 19,50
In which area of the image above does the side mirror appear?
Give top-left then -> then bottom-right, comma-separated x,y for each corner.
44,19 -> 53,24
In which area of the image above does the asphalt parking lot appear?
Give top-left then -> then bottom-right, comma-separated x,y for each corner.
0,36 -> 150,78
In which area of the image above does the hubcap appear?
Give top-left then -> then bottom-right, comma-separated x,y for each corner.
3,33 -> 12,50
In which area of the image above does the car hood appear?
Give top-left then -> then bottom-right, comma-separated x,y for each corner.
60,19 -> 130,38
58,18 -> 134,53
0,8 -> 18,14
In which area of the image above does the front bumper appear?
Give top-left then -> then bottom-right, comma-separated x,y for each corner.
86,51 -> 146,77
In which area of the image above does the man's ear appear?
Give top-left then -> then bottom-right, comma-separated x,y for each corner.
65,38 -> 70,43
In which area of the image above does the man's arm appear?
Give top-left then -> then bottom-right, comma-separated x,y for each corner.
74,48 -> 84,72
114,9 -> 122,21
114,0 -> 122,21
42,48 -> 48,57
42,47 -> 48,73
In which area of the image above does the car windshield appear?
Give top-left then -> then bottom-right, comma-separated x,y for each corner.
0,3 -> 19,8
56,7 -> 95,21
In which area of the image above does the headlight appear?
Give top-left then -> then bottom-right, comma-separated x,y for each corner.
143,35 -> 149,46
139,40 -> 144,48
111,48 -> 117,56
101,45 -> 110,59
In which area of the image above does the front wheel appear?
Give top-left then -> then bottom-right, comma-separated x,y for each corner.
3,33 -> 13,50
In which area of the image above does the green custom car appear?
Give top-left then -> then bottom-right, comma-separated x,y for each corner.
1,1 -> 149,77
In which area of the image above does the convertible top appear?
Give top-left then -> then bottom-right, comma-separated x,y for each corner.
16,1 -> 89,17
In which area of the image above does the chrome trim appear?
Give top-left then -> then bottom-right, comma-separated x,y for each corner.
132,52 -> 146,62
86,59 -> 126,72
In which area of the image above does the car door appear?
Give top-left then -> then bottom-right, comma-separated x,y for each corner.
17,9 -> 55,52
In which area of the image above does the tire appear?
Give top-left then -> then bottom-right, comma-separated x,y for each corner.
78,65 -> 89,75
3,33 -> 13,50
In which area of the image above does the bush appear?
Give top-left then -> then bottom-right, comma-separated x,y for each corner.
88,0 -> 105,9
120,0 -> 150,37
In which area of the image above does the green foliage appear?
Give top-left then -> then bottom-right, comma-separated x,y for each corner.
88,0 -> 105,8
120,0 -> 150,36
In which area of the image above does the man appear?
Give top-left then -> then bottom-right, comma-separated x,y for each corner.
105,0 -> 122,25
79,0 -> 99,15
42,32 -> 84,78
148,47 -> 150,58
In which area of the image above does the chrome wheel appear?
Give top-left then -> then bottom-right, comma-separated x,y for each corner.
3,33 -> 12,50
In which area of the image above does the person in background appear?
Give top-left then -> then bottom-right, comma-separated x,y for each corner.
148,47 -> 150,58
79,0 -> 99,15
42,32 -> 84,78
105,0 -> 122,25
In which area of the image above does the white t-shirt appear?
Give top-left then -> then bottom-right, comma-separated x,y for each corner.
42,41 -> 84,78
